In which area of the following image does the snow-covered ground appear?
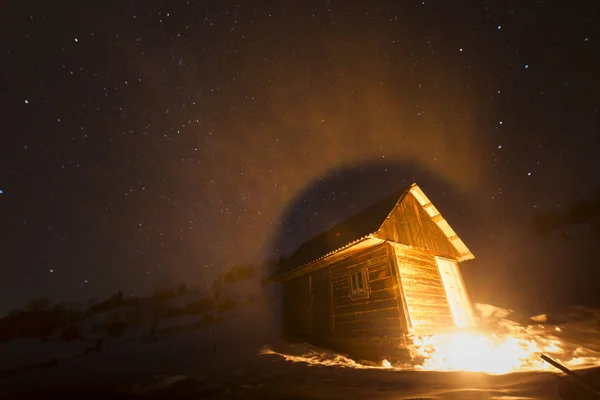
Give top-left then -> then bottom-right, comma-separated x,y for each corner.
1,303 -> 599,399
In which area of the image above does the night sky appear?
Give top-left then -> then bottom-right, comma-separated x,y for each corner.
1,1 -> 599,316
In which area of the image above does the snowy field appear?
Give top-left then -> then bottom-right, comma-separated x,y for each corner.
0,342 -> 572,399
1,303 -> 599,399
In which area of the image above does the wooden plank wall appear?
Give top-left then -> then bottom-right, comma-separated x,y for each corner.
378,192 -> 458,258
330,244 -> 405,337
393,245 -> 454,330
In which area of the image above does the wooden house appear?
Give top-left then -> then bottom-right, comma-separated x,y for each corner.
272,183 -> 476,360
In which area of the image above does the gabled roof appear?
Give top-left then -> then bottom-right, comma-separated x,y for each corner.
281,187 -> 406,270
406,184 -> 473,261
277,183 -> 474,277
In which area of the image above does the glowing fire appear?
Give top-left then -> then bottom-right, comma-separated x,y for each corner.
409,304 -> 600,374
410,330 -> 554,374
261,304 -> 600,375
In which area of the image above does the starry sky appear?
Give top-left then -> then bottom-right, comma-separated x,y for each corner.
1,1 -> 599,316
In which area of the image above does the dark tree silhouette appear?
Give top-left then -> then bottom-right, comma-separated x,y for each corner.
59,324 -> 84,342
84,334 -> 104,355
149,301 -> 166,336
26,297 -> 51,312
103,311 -> 129,338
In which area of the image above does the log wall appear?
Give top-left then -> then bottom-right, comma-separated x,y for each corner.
330,243 -> 406,337
392,245 -> 455,330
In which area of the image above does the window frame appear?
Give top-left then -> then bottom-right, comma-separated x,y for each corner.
347,268 -> 369,300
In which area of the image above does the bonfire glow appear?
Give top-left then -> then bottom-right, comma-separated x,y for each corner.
411,304 -> 600,374
261,304 -> 600,375
410,330 -> 549,374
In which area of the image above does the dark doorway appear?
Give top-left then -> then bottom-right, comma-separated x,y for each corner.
311,268 -> 332,338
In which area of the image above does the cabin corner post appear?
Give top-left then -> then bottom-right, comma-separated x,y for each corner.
328,266 -> 335,333
387,242 -> 411,332
307,273 -> 313,334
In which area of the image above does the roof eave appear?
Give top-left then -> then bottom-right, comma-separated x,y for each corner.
457,253 -> 476,262
270,235 -> 384,282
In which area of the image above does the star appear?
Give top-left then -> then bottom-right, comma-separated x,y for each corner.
0,0 -> 597,322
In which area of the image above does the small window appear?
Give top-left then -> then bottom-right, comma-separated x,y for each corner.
348,269 -> 369,299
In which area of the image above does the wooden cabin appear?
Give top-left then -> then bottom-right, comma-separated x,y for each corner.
272,183 -> 476,361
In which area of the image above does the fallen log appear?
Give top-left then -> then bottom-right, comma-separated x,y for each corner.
540,354 -> 600,399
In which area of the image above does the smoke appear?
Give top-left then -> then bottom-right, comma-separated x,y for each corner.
164,27 -> 493,273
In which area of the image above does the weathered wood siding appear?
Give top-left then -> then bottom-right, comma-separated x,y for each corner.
377,192 -> 458,258
282,274 -> 312,337
392,245 -> 454,330
330,243 -> 406,337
